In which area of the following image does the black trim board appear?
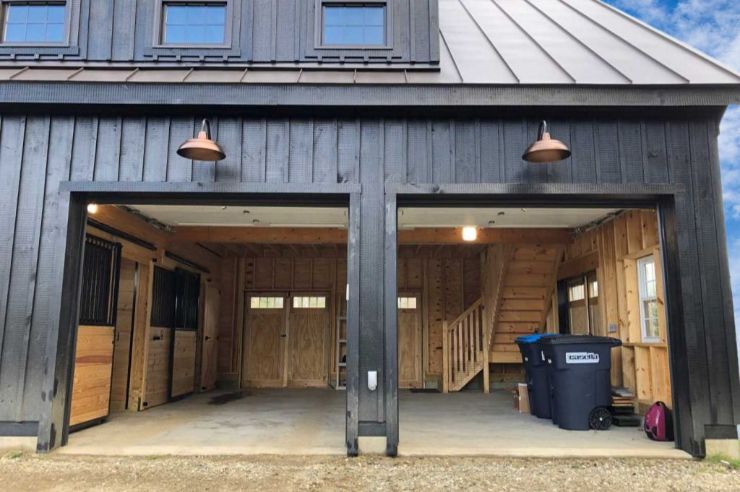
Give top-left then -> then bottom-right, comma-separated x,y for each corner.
0,83 -> 738,108
0,421 -> 39,437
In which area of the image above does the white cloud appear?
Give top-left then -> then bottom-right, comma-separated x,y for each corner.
608,0 -> 740,357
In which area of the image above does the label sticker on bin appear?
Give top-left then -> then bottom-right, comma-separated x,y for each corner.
565,352 -> 600,364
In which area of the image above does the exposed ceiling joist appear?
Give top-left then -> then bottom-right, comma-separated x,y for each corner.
172,226 -> 573,245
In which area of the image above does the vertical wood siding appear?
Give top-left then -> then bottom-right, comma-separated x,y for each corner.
0,112 -> 736,456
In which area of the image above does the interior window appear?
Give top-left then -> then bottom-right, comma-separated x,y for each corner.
162,2 -> 226,45
2,2 -> 66,43
397,297 -> 417,309
293,296 -> 327,309
250,296 -> 284,310
565,272 -> 600,336
638,255 -> 660,342
322,3 -> 385,46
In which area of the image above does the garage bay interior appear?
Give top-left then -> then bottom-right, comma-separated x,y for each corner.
66,202 -> 677,454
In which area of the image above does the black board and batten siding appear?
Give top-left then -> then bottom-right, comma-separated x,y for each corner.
0,0 -> 439,65
0,111 -> 737,457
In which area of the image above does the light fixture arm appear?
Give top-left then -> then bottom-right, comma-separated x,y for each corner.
538,120 -> 548,140
200,118 -> 212,138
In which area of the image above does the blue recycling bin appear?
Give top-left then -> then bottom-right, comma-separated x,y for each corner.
515,333 -> 558,419
540,335 -> 622,430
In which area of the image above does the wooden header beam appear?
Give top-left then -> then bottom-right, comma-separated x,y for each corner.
172,226 -> 573,245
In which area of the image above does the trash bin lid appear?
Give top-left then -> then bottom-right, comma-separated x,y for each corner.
540,335 -> 621,346
515,333 -> 558,344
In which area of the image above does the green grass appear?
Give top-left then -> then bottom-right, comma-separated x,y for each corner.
706,454 -> 740,470
2,450 -> 24,460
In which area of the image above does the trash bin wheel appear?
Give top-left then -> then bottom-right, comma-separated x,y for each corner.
588,407 -> 613,430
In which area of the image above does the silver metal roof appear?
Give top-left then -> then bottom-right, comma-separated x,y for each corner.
0,0 -> 738,86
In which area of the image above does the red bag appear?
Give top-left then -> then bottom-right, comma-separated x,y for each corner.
644,401 -> 674,441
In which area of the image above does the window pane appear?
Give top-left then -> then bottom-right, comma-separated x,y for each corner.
4,3 -> 66,43
7,5 -> 28,23
163,3 -> 225,45
322,5 -> 385,46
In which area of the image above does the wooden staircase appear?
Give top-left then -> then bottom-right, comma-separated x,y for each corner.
442,244 -> 563,392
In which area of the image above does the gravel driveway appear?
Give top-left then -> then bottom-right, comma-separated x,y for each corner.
2,452 -> 737,491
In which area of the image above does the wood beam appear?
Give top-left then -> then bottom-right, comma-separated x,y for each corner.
172,226 -> 573,245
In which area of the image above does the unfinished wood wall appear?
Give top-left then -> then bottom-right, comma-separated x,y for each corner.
398,247 -> 482,385
215,246 -> 482,388
69,325 -> 114,427
77,206 -> 218,414
216,249 -> 346,386
563,210 -> 671,408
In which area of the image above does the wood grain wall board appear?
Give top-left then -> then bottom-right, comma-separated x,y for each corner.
170,330 -> 197,398
109,258 -> 136,413
287,301 -> 330,387
69,325 -> 114,426
143,326 -> 171,409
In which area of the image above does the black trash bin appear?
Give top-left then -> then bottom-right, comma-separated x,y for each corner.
515,334 -> 557,419
540,335 -> 622,430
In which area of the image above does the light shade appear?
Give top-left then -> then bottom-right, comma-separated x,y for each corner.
86,203 -> 99,214
177,119 -> 226,162
522,121 -> 571,163
462,226 -> 478,242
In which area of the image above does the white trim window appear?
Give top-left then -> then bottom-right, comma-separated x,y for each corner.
249,296 -> 284,309
637,255 -> 660,342
292,296 -> 327,309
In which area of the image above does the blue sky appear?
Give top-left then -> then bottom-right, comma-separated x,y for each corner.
603,0 -> 740,353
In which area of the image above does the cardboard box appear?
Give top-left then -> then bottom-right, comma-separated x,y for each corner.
517,383 -> 530,414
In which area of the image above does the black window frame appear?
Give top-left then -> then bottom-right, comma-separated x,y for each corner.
0,0 -> 82,55
78,235 -> 121,327
317,1 -> 390,50
151,266 -> 177,328
146,0 -> 240,57
174,268 -> 200,331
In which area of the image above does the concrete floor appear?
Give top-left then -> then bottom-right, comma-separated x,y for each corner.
59,389 -> 688,458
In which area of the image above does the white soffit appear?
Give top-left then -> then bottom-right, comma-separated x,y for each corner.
398,207 -> 620,229
124,205 -> 349,228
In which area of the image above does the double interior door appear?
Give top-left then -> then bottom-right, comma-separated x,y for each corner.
242,293 -> 330,388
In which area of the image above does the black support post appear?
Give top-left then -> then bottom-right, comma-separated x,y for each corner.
36,194 -> 87,452
383,193 -> 399,456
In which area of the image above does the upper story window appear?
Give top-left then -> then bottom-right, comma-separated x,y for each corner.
161,1 -> 226,46
2,1 -> 66,44
321,2 -> 386,47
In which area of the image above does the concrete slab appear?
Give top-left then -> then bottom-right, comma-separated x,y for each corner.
398,390 -> 690,458
58,388 -> 688,458
60,389 -> 346,456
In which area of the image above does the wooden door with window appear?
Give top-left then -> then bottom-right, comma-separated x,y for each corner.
242,294 -> 287,387
287,294 -> 330,387
398,293 -> 423,389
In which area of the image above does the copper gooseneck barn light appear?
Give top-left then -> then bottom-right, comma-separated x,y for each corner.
522,120 -> 571,163
177,119 -> 226,162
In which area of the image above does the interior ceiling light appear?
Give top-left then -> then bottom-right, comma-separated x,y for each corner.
86,203 -> 99,214
522,120 -> 571,163
462,226 -> 478,242
177,119 -> 226,162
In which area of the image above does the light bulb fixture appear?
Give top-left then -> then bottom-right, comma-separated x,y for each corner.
462,226 -> 478,242
87,203 -> 99,214
177,119 -> 226,162
522,120 -> 571,163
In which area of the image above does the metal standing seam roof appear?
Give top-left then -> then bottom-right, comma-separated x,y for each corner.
0,0 -> 738,86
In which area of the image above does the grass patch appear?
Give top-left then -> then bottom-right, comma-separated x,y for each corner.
707,454 -> 740,470
2,450 -> 24,460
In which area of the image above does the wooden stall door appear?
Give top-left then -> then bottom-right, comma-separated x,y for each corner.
109,259 -> 137,413
200,282 -> 220,391
287,294 -> 330,387
69,325 -> 115,426
242,294 -> 287,387
398,293 -> 423,389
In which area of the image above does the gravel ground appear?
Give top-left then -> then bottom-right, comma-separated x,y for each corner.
1,452 -> 737,491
